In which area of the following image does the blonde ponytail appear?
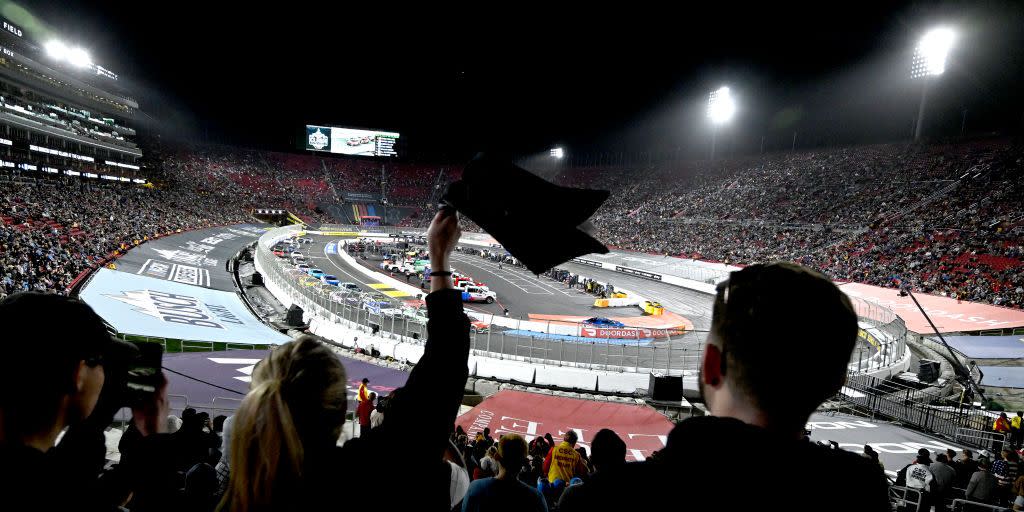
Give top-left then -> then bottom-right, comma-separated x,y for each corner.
220,337 -> 347,512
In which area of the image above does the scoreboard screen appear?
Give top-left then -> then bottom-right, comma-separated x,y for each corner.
304,125 -> 399,157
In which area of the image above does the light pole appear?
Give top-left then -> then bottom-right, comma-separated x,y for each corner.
707,86 -> 735,160
911,27 -> 955,141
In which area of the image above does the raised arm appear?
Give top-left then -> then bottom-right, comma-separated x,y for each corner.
381,208 -> 469,459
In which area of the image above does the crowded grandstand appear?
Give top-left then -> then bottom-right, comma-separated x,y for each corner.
2,2 -> 1024,512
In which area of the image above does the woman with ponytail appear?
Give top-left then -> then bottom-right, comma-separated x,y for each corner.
221,208 -> 470,511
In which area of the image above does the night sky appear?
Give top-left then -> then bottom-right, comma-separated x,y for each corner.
11,1 -> 1024,159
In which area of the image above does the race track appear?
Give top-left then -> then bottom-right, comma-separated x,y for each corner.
280,235 -> 715,371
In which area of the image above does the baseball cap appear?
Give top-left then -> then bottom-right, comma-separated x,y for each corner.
0,292 -> 138,367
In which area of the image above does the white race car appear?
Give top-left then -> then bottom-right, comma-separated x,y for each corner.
461,285 -> 496,304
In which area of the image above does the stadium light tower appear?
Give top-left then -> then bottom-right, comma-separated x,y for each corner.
707,86 -> 735,161
45,40 -> 68,60
550,147 -> 565,159
911,27 -> 955,141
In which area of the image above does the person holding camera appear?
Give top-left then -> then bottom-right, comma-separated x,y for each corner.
221,208 -> 470,512
0,293 -> 173,511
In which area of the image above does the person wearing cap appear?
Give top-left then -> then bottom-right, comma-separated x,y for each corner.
904,453 -> 935,511
578,262 -> 890,511
461,434 -> 547,512
0,292 -> 172,510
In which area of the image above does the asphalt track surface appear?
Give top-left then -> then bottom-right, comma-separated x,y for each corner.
283,235 -> 715,371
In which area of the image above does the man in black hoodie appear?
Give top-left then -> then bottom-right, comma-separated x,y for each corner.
578,262 -> 890,511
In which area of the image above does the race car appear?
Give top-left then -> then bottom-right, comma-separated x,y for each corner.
470,321 -> 489,333
461,285 -> 496,304
347,138 -> 361,146
273,248 -> 286,257
454,280 -> 489,292
583,317 -> 625,328
339,282 -> 360,292
308,268 -> 326,279
363,299 -> 401,316
321,274 -> 340,286
401,306 -> 429,325
295,263 -> 310,273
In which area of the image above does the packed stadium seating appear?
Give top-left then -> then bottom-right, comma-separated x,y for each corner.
578,138 -> 1024,309
3,137 -> 1021,310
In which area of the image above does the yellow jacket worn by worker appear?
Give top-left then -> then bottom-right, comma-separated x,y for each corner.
544,441 -> 586,483
1012,415 -> 1022,430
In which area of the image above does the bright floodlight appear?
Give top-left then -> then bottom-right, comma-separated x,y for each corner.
45,40 -> 68,61
550,147 -> 564,159
912,27 -> 955,78
67,47 -> 92,68
707,86 -> 736,125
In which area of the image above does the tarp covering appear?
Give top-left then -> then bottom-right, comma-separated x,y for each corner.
839,282 -> 1024,333
934,335 -> 1024,359
80,268 -> 290,344
454,390 -> 675,461
979,366 -> 1024,389
162,349 -> 411,412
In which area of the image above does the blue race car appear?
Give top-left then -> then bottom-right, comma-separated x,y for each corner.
584,317 -> 625,328
321,274 -> 339,286
308,268 -> 326,279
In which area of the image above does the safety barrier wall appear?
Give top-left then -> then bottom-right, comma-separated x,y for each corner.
257,226 -> 907,384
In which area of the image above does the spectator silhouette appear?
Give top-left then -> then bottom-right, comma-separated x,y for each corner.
578,262 -> 890,511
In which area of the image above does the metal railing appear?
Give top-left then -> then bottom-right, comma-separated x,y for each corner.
258,225 -> 908,377
951,498 -> 1011,511
116,333 -> 262,353
839,373 -> 993,444
889,486 -> 923,512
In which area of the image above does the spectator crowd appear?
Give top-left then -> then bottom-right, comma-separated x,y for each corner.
578,138 -> 1024,308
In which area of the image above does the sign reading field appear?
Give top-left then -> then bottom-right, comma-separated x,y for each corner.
80,268 -> 289,345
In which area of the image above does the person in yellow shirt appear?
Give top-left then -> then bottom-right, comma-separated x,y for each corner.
543,431 -> 589,486
1012,411 -> 1023,449
357,378 -> 370,403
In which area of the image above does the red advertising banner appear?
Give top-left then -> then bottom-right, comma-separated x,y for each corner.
579,326 -> 684,339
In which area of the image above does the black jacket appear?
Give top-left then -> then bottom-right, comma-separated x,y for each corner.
302,288 -> 470,510
576,416 -> 891,511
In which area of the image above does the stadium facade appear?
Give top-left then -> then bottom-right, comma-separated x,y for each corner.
0,17 -> 143,179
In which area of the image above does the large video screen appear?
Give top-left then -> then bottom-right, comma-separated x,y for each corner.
305,125 -> 399,157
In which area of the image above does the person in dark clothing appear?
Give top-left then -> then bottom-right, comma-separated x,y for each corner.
221,208 -> 469,512
956,449 -> 980,489
574,262 -> 891,512
0,293 -> 175,511
558,429 -> 627,512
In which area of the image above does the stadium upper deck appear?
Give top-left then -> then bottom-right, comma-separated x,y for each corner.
0,15 -> 141,177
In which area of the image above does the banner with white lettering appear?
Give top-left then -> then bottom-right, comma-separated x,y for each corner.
80,267 -> 289,344
454,390 -> 675,462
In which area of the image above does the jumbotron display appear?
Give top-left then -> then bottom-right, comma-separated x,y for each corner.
304,125 -> 399,157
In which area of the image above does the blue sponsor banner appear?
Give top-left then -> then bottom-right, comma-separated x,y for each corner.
326,241 -> 338,254
80,268 -> 289,344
